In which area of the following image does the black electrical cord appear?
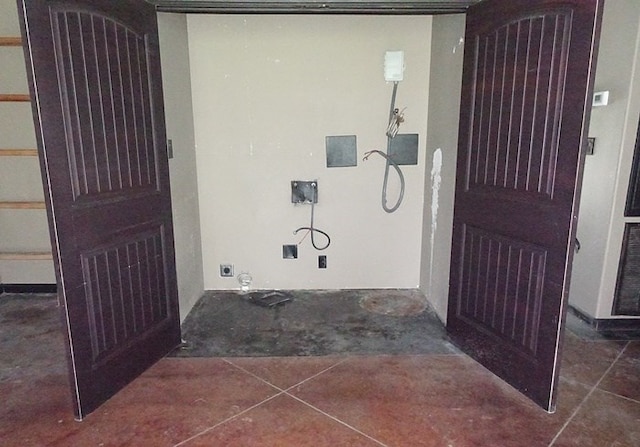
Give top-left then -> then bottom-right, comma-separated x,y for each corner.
294,184 -> 330,251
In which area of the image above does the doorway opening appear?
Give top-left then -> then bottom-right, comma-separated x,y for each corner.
159,13 -> 466,328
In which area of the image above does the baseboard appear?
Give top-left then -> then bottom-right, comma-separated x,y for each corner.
0,283 -> 57,294
568,305 -> 640,333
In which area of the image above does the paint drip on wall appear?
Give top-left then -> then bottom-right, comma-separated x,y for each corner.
428,148 -> 443,296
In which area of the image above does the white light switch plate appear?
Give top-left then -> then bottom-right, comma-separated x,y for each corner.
593,91 -> 609,107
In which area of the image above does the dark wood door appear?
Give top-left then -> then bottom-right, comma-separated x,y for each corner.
18,0 -> 181,419
448,0 -> 603,411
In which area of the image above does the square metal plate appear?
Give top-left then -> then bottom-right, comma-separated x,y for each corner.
389,133 -> 419,165
326,135 -> 357,168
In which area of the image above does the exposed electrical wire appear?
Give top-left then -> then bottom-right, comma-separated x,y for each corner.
364,81 -> 406,213
296,228 -> 311,245
386,107 -> 405,138
293,184 -> 330,251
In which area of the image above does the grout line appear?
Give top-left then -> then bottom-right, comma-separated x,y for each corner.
283,357 -> 351,392
222,356 -> 350,393
597,388 -> 640,405
172,391 -> 285,446
172,357 -> 353,446
221,358 -> 287,392
284,391 -> 390,447
548,341 -> 630,446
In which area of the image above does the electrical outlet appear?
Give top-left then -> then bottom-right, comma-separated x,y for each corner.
318,255 -> 327,269
220,264 -> 234,277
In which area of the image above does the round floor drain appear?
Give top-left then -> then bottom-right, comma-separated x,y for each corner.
359,290 -> 427,317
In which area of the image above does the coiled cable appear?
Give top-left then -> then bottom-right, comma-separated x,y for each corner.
364,81 -> 406,213
294,184 -> 330,250
363,149 -> 405,213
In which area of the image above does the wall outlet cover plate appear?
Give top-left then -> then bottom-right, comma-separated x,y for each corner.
220,264 -> 234,277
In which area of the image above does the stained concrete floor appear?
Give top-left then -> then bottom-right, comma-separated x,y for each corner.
0,293 -> 66,384
172,289 -> 459,357
2,291 -> 640,446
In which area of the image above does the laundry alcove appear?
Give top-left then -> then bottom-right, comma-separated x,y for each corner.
157,12 -> 461,321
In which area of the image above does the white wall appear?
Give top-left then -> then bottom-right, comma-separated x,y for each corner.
569,1 -> 640,319
419,14 -> 465,323
188,15 -> 432,291
0,0 -> 55,284
158,13 -> 205,320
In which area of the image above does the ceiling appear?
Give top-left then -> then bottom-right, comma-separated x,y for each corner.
150,0 -> 481,14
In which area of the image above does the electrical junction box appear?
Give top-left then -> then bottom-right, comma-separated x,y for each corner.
291,180 -> 318,204
283,244 -> 298,259
384,50 -> 404,82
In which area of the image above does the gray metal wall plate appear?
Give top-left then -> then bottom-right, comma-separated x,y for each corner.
283,244 -> 298,259
326,135 -> 357,168
291,180 -> 318,203
389,133 -> 419,165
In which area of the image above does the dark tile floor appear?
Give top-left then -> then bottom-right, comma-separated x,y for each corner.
1,291 -> 639,446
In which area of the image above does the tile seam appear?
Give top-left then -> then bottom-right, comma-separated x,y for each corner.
597,387 -> 640,406
221,356 -> 350,392
548,341 -> 630,446
283,357 -> 351,392
221,357 -> 288,392
172,391 -> 285,446
283,390 -> 390,447
171,357 -> 366,447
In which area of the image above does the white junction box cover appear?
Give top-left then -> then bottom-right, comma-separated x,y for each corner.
384,50 -> 405,82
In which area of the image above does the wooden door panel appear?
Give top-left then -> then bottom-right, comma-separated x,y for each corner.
80,227 -> 171,356
465,12 -> 570,199
456,225 -> 547,354
19,0 -> 180,419
449,0 -> 602,412
52,9 -> 160,201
